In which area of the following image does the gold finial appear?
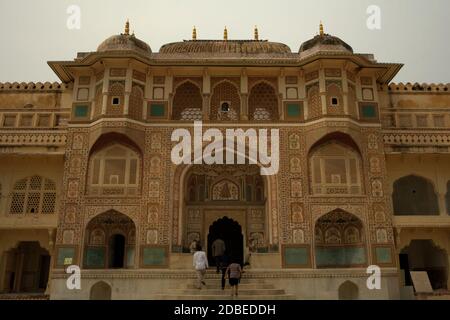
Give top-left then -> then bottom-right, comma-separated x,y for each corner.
192,26 -> 197,40
254,25 -> 259,40
223,26 -> 228,41
319,21 -> 324,36
124,19 -> 130,35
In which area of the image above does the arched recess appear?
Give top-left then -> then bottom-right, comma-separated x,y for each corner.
400,240 -> 448,290
210,80 -> 240,121
392,175 -> 439,215
128,85 -> 144,120
307,84 -> 321,119
90,281 -> 112,300
172,81 -> 203,120
315,209 -> 367,268
248,81 -> 279,120
170,146 -> 279,251
87,133 -> 142,197
338,281 -> 359,300
83,210 -> 136,269
308,132 -> 363,196
2,241 -> 51,293
326,82 -> 344,115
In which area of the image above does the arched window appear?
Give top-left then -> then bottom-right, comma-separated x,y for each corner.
248,82 -> 278,120
210,80 -> 240,121
310,142 -> 362,195
307,85 -> 321,119
172,81 -> 203,120
88,144 -> 140,196
315,210 -> 366,268
106,82 -> 125,116
392,175 -> 439,215
10,175 -> 56,214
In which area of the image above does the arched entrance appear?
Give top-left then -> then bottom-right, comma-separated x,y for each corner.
2,241 -> 50,293
207,217 -> 244,266
400,240 -> 448,290
83,210 -> 136,269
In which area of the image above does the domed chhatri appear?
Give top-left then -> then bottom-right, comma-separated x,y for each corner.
97,20 -> 152,54
299,22 -> 353,55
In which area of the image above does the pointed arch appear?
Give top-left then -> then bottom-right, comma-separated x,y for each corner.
172,80 -> 203,120
248,81 -> 279,120
393,175 -> 439,215
210,80 -> 241,121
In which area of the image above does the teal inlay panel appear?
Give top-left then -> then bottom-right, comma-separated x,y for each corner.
74,105 -> 89,117
143,247 -> 166,266
362,105 -> 376,118
316,247 -> 366,267
284,247 -> 308,266
287,103 -> 301,117
375,247 -> 392,264
149,104 -> 165,117
85,247 -> 105,268
57,247 -> 75,266
127,248 -> 135,267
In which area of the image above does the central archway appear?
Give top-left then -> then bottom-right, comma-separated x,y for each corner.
83,210 -> 136,269
207,217 -> 244,266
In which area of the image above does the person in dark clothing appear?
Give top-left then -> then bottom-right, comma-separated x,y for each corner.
219,254 -> 230,290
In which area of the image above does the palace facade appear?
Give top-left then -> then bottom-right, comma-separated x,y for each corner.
0,22 -> 449,300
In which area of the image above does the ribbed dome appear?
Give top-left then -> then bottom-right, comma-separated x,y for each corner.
159,40 -> 292,55
97,33 -> 152,54
299,34 -> 353,55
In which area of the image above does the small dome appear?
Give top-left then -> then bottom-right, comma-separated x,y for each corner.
97,33 -> 152,54
299,33 -> 353,56
159,40 -> 292,56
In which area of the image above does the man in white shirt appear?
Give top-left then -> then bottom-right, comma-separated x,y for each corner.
192,244 -> 208,289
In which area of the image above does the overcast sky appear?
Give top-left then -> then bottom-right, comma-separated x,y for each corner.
0,0 -> 449,83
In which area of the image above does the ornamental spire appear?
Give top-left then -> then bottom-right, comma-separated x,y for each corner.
124,19 -> 130,35
192,26 -> 197,40
319,21 -> 324,36
223,26 -> 228,41
254,25 -> 259,40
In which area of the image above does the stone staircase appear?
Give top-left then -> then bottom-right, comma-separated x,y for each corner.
153,270 -> 295,300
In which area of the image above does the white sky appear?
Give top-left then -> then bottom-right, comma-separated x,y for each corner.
0,0 -> 449,83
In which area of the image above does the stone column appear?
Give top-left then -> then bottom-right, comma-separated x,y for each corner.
123,67 -> 133,115
101,67 -> 110,115
318,67 -> 327,115
342,67 -> 349,115
240,69 -> 248,120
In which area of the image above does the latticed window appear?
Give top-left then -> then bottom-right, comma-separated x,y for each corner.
9,176 -> 57,214
310,143 -> 362,195
88,145 -> 140,196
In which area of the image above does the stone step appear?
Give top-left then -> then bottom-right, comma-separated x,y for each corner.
184,283 -> 276,290
169,289 -> 286,295
152,294 -> 296,300
191,278 -> 265,285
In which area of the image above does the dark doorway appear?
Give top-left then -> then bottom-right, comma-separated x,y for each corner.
399,253 -> 412,286
109,234 -> 125,268
207,217 -> 243,266
400,240 -> 448,290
